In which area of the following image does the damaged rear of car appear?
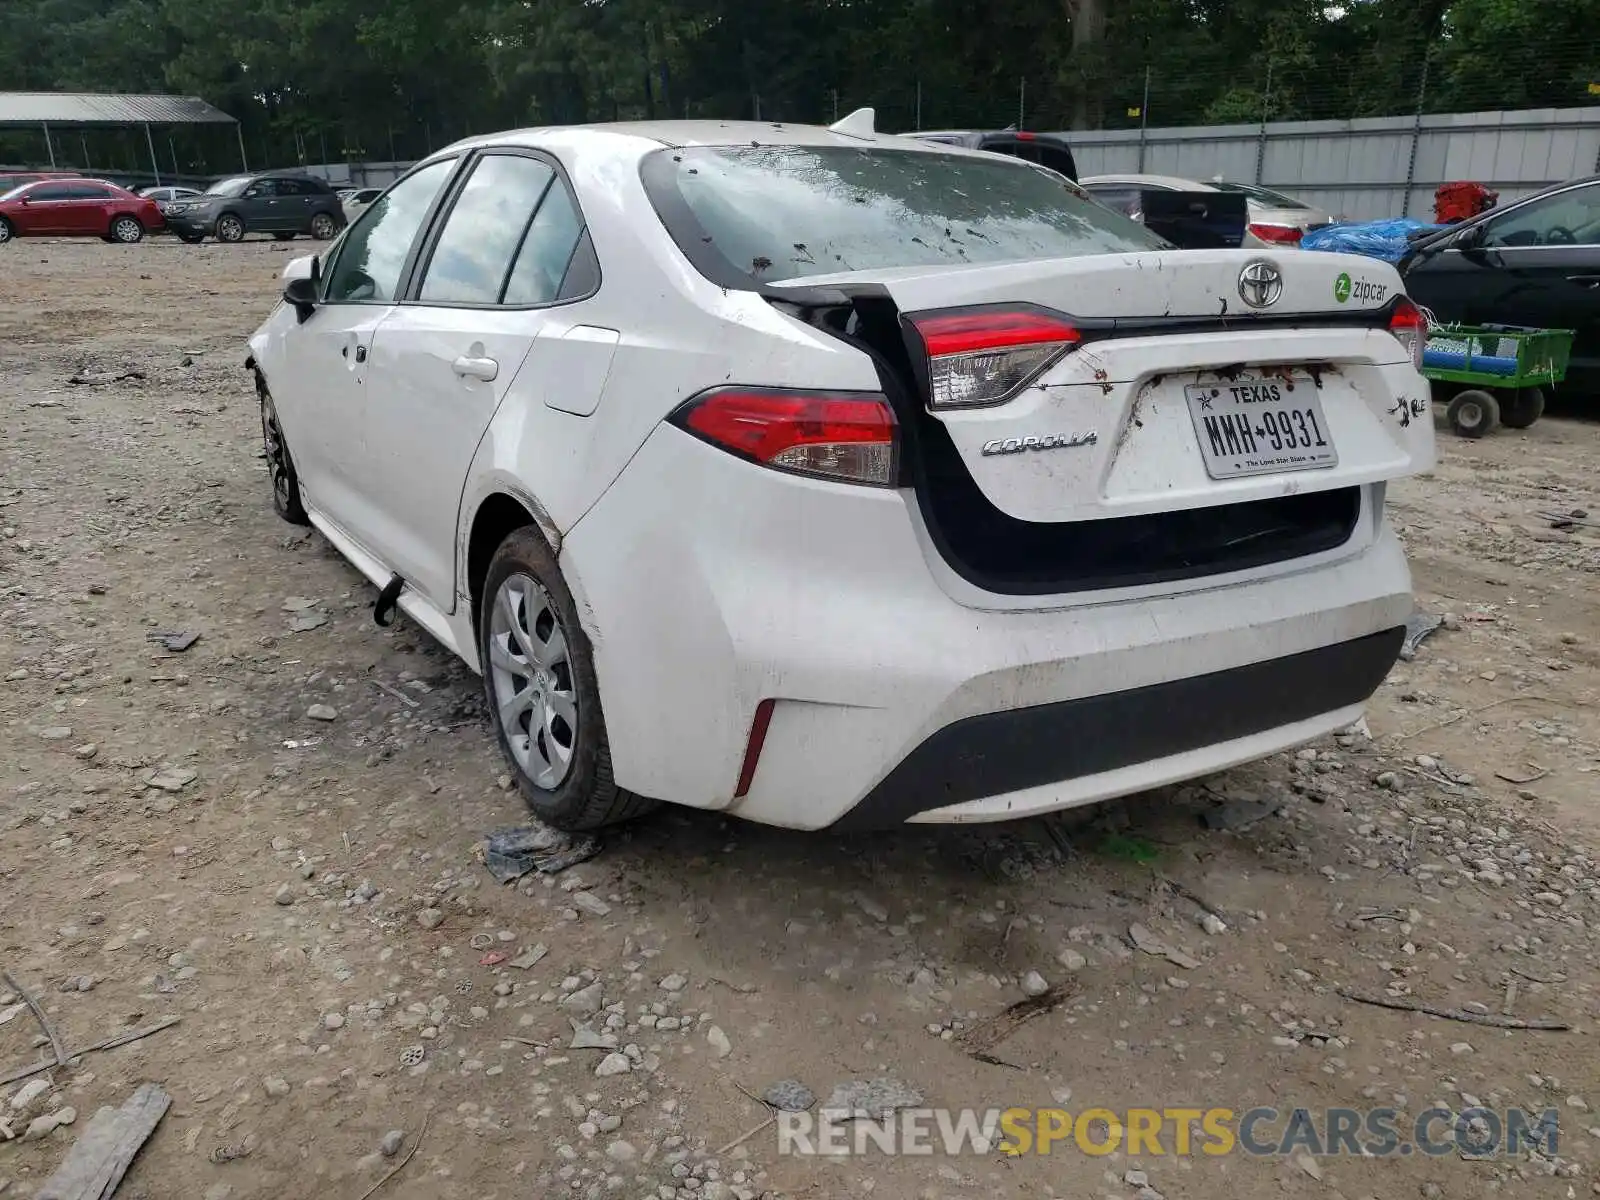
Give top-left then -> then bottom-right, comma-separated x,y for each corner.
553,135 -> 1432,829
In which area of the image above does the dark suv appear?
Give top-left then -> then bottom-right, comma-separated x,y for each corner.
162,172 -> 345,244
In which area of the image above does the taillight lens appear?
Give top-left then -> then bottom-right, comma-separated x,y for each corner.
1247,222 -> 1303,245
1389,296 -> 1427,370
671,388 -> 898,487
907,307 -> 1081,409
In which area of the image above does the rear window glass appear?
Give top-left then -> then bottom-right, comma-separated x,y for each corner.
643,145 -> 1164,284
1214,181 -> 1312,210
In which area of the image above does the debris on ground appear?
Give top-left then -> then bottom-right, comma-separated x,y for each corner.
1400,609 -> 1444,661
1128,924 -> 1201,969
820,1078 -> 924,1120
479,825 -> 602,883
762,1081 -> 815,1112
35,1082 -> 169,1200
1200,799 -> 1279,831
146,631 -> 199,653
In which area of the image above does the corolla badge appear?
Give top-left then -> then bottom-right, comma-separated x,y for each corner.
980,432 -> 1099,456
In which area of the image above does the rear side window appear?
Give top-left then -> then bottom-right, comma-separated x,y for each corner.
643,145 -> 1163,285
419,154 -> 555,305
502,181 -> 584,305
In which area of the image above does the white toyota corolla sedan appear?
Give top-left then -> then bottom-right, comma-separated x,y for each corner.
246,113 -> 1435,833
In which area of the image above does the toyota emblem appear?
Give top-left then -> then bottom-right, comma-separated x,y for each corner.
1238,259 -> 1284,309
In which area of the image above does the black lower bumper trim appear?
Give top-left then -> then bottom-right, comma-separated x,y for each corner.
830,626 -> 1405,831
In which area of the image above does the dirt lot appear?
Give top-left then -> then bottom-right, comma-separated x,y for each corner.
1,238 -> 1597,1200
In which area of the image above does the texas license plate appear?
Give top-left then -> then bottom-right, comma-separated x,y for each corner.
1185,374 -> 1338,480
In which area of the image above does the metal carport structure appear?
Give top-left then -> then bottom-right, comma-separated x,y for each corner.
0,92 -> 244,186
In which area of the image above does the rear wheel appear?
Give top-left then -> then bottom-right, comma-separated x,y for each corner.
479,528 -> 657,831
216,213 -> 245,243
309,211 -> 338,241
258,379 -> 309,525
1446,388 -> 1500,438
1501,386 -> 1545,430
110,215 -> 144,244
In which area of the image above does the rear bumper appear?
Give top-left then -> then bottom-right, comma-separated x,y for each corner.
560,425 -> 1414,831
833,627 -> 1401,829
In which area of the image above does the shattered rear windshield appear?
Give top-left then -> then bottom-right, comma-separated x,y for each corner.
642,144 -> 1165,284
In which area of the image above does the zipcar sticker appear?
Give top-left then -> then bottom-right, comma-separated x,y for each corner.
1333,271 -> 1388,305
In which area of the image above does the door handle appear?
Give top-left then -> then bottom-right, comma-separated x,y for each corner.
341,343 -> 368,363
452,355 -> 499,382
1568,275 -> 1600,288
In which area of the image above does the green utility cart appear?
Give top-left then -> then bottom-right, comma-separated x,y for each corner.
1422,324 -> 1574,438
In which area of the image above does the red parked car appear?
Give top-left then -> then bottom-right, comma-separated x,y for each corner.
0,178 -> 164,245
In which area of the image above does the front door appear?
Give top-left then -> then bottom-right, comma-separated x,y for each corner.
360,149 -> 592,610
271,157 -> 460,543
1408,181 -> 1600,391
15,183 -> 76,234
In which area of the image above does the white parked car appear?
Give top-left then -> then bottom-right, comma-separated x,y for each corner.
246,113 -> 1434,833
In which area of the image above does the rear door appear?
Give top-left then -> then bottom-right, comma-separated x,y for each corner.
63,183 -> 115,234
360,148 -> 598,610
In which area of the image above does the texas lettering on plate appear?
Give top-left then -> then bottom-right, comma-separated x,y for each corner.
1184,374 -> 1339,480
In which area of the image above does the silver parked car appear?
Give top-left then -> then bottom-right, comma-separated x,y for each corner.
1080,173 -> 1335,248
341,187 -> 384,225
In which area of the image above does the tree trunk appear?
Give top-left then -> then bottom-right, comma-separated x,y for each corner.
1066,0 -> 1106,130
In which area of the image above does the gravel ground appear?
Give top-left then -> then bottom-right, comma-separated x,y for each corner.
1,238 -> 1598,1200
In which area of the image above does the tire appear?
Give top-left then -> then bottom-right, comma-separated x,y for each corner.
0,216 -> 11,245
479,528 -> 657,831
1446,389 -> 1500,438
258,379 -> 309,525
110,215 -> 144,244
216,213 -> 245,243
177,231 -> 204,244
1501,386 -> 1545,430
273,232 -> 296,241
309,211 -> 339,241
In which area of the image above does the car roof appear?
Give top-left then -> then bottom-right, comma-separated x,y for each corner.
439,120 -> 1028,164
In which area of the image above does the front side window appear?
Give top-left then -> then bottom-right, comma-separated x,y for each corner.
322,158 -> 456,303
27,184 -> 74,201
1483,186 -> 1600,247
644,145 -> 1165,285
418,154 -> 555,305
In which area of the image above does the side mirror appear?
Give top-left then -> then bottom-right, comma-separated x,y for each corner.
283,276 -> 318,323
1454,223 -> 1487,250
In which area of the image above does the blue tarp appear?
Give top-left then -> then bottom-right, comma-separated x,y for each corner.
1300,218 -> 1446,263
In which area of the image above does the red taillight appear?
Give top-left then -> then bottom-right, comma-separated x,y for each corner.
672,387 -> 898,486
1389,296 -> 1427,370
1247,222 -> 1304,245
734,698 -> 776,798
907,307 -> 1081,409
